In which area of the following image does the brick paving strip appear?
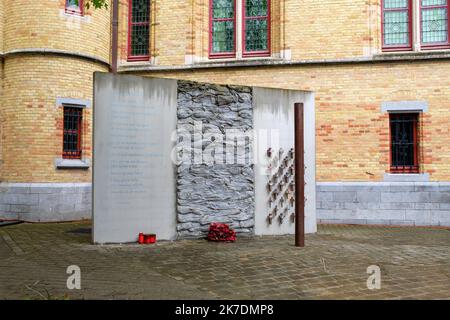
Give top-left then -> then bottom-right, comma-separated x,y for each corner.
0,222 -> 449,300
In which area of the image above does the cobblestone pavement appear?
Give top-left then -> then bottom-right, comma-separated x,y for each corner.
0,222 -> 449,300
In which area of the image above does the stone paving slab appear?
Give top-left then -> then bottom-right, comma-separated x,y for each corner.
0,222 -> 449,300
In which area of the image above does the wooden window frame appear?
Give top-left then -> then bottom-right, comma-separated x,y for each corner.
209,0 -> 237,59
242,0 -> 271,57
65,0 -> 84,16
381,0 -> 413,52
63,106 -> 83,160
128,0 -> 151,62
389,113 -> 419,174
420,0 -> 450,49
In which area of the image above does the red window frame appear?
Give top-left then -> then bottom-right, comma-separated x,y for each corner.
381,0 -> 413,52
420,0 -> 450,49
65,0 -> 84,16
209,0 -> 237,59
242,0 -> 271,57
63,106 -> 83,160
389,113 -> 419,174
128,0 -> 151,62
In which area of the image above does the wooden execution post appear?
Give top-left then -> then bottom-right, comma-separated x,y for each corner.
294,103 -> 305,247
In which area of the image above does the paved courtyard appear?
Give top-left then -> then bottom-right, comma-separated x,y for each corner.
0,222 -> 449,300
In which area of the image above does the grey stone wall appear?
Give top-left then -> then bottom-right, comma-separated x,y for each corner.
0,183 -> 91,222
317,182 -> 450,227
176,81 -> 255,238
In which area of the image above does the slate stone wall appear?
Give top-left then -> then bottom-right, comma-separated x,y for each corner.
176,81 -> 255,238
317,182 -> 450,227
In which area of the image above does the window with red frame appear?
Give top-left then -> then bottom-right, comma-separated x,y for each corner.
210,0 -> 236,58
128,0 -> 150,61
420,0 -> 449,48
65,0 -> 83,15
243,0 -> 270,56
63,107 -> 83,160
389,113 -> 419,173
382,0 -> 412,51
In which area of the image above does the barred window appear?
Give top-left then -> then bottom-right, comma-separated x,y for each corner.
389,113 -> 419,173
243,0 -> 270,56
420,0 -> 449,47
63,107 -> 83,160
210,0 -> 236,58
382,0 -> 412,51
128,0 -> 150,61
66,0 -> 83,15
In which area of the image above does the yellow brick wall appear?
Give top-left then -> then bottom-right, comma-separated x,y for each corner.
138,60 -> 450,182
0,0 -> 448,185
0,55 -> 108,183
3,0 -> 111,62
118,0 -> 382,65
0,0 -> 4,53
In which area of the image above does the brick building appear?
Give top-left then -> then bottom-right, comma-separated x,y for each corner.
0,0 -> 449,227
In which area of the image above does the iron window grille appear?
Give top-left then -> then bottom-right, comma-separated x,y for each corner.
65,0 -> 84,15
209,0 -> 237,58
389,113 -> 419,173
243,0 -> 270,57
63,107 -> 83,160
381,0 -> 413,51
420,0 -> 450,49
128,0 -> 150,61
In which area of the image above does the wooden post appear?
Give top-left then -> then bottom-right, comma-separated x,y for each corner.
294,103 -> 305,247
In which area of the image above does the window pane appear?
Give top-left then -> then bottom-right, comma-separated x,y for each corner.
131,24 -> 150,56
66,0 -> 81,10
422,0 -> 447,7
246,0 -> 268,17
212,21 -> 235,53
421,8 -> 448,43
383,11 -> 410,45
132,0 -> 150,23
245,19 -> 268,51
213,0 -> 234,19
384,0 -> 408,9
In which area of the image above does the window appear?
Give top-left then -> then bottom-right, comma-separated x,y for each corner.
128,0 -> 150,61
382,0 -> 413,51
389,113 -> 419,173
420,0 -> 450,48
209,0 -> 270,58
210,0 -> 236,58
243,0 -> 270,56
63,107 -> 83,160
65,0 -> 83,15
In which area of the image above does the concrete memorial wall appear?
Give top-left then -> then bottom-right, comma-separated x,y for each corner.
93,73 -> 317,243
93,74 -> 178,243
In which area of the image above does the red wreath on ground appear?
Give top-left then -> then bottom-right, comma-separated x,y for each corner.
207,223 -> 236,242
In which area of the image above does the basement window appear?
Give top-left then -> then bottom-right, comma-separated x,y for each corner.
389,113 -> 419,173
63,106 -> 83,160
65,0 -> 84,15
128,0 -> 150,61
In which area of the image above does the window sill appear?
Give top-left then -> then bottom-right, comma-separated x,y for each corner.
59,9 -> 90,23
55,158 -> 90,169
195,56 -> 285,66
383,173 -> 429,182
375,49 -> 450,60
